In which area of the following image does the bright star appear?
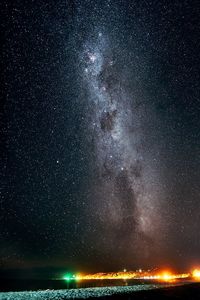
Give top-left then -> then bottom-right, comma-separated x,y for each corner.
88,53 -> 97,63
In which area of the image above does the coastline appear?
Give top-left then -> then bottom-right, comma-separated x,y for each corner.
1,282 -> 199,300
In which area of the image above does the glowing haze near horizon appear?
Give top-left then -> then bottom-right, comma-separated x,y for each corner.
1,0 -> 200,277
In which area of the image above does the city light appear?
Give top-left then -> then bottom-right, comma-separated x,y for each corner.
63,273 -> 77,281
73,270 -> 191,282
192,269 -> 200,280
61,267 -> 200,283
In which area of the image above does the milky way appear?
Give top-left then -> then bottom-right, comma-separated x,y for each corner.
79,32 -> 166,263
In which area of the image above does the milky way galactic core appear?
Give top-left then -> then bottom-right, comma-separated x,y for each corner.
78,31 -> 166,263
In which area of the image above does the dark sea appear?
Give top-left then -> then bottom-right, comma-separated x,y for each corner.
0,278 -> 171,292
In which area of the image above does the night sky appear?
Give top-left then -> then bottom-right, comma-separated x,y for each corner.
1,0 -> 200,277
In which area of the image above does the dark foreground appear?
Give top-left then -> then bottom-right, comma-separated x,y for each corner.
1,283 -> 200,300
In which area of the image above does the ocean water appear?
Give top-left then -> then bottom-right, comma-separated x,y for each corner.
0,278 -> 171,292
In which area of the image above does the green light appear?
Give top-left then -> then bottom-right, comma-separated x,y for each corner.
63,273 -> 76,281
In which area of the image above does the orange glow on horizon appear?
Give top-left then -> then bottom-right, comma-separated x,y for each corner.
159,271 -> 173,282
192,269 -> 200,280
75,270 -> 190,282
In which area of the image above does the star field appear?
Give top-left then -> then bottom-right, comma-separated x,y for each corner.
1,0 -> 200,275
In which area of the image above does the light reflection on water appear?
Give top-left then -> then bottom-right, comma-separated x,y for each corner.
66,279 -> 170,289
